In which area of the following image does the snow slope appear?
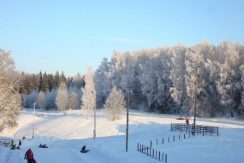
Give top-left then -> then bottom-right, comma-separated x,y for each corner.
1,109 -> 244,163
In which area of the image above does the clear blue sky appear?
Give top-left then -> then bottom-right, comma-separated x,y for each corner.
0,0 -> 244,76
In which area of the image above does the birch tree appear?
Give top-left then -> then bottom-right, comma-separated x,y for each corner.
56,81 -> 68,112
37,91 -> 46,110
68,92 -> 78,110
81,67 -> 96,119
169,46 -> 188,116
0,49 -> 21,132
217,42 -> 242,116
104,87 -> 126,120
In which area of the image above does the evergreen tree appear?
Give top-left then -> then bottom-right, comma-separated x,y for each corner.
41,72 -> 49,92
54,71 -> 60,89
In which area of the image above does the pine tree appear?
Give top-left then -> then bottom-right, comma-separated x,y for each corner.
41,72 -> 49,92
54,71 -> 60,89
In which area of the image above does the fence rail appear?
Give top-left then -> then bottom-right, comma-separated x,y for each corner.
170,123 -> 219,136
137,143 -> 167,162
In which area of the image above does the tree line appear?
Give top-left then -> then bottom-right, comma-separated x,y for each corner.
19,71 -> 85,110
1,41 -> 244,132
94,42 -> 244,117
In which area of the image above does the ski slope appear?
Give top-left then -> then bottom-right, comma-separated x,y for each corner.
1,109 -> 244,163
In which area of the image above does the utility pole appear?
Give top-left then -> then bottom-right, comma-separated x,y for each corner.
126,90 -> 132,152
32,102 -> 36,138
193,64 -> 200,135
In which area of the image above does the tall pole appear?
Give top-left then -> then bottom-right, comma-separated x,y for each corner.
126,90 -> 132,152
193,64 -> 200,135
93,91 -> 96,139
193,92 -> 196,135
93,106 -> 96,139
32,102 -> 36,138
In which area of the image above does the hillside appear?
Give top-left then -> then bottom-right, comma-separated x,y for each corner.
1,109 -> 244,163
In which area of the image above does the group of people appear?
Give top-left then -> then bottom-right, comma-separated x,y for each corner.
10,138 -> 89,162
10,139 -> 37,163
10,139 -> 21,150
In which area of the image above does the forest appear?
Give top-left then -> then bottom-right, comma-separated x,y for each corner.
1,42 -> 244,125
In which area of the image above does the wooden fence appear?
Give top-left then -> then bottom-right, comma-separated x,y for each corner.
170,123 -> 219,136
137,143 -> 168,162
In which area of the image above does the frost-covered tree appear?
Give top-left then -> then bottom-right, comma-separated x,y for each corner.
240,65 -> 244,114
24,90 -> 38,108
185,46 -> 206,117
68,92 -> 78,110
104,87 -> 126,120
0,49 -> 21,132
45,89 -> 57,109
0,49 -> 15,74
81,67 -> 96,119
0,74 -> 21,132
138,49 -> 172,112
56,81 -> 68,112
217,42 -> 242,116
139,54 -> 158,111
169,46 -> 188,115
94,57 -> 111,107
37,91 -> 46,110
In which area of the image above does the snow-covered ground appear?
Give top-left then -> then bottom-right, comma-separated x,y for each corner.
1,109 -> 244,163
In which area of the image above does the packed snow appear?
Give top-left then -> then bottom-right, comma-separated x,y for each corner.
1,109 -> 244,163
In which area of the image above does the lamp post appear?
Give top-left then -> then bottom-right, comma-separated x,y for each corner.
126,89 -> 132,152
32,102 -> 36,138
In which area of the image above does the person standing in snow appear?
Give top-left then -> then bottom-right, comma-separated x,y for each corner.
25,148 -> 35,163
10,140 -> 16,149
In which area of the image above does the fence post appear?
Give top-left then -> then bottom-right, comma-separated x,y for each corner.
159,151 -> 161,160
150,140 -> 152,147
162,153 -> 164,162
156,139 -> 158,145
165,154 -> 167,163
184,133 -> 185,139
217,127 -> 219,136
156,150 -> 157,158
147,146 -> 149,155
153,149 -> 154,157
170,123 -> 172,131
150,147 -> 151,156
137,143 -> 139,151
179,134 -> 180,140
